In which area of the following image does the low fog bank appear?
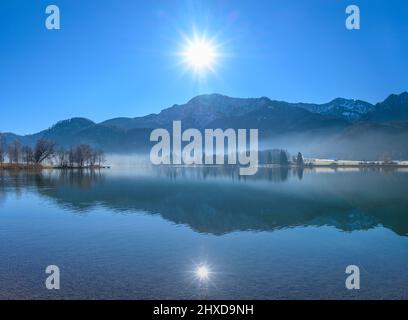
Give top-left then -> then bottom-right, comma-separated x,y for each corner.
105,153 -> 151,168
260,131 -> 408,161
105,130 -> 408,168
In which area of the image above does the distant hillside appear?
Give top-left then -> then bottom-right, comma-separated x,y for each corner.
101,94 -> 275,129
2,92 -> 408,159
364,92 -> 408,122
298,98 -> 374,121
208,100 -> 348,133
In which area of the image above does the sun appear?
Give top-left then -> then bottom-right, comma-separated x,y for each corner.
195,265 -> 210,281
184,39 -> 216,70
181,35 -> 218,74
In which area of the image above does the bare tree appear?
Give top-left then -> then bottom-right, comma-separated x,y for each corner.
90,150 -> 97,167
279,150 -> 290,166
34,139 -> 55,164
74,144 -> 92,167
68,147 -> 75,167
56,147 -> 68,167
8,140 -> 21,164
296,152 -> 304,167
21,146 -> 34,165
74,145 -> 83,167
96,149 -> 105,167
88,149 -> 105,167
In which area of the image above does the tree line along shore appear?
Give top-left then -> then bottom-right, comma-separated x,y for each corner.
0,134 -> 106,170
258,149 -> 408,168
1,133 -> 407,170
258,149 -> 408,167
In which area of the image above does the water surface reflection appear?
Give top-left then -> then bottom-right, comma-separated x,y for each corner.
1,167 -> 408,299
1,167 -> 408,236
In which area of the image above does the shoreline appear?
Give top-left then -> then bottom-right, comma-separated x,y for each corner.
0,163 -> 110,170
303,164 -> 408,168
1,162 -> 408,171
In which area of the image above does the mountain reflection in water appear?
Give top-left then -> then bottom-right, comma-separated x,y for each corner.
1,166 -> 407,237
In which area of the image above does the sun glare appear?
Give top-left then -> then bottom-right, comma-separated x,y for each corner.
181,35 -> 218,74
195,265 -> 210,281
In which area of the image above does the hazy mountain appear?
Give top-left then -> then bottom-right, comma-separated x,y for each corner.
100,94 -> 350,135
208,101 -> 348,133
2,92 -> 408,159
364,92 -> 408,122
38,118 -> 95,143
101,94 -> 273,130
298,98 -> 374,121
99,94 -> 380,133
2,118 -> 95,148
1,118 -> 151,152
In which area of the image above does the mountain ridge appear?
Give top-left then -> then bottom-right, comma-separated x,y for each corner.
1,92 -> 408,159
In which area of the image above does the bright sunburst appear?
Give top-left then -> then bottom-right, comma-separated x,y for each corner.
179,32 -> 221,76
194,264 -> 211,282
195,265 -> 210,281
183,38 -> 216,71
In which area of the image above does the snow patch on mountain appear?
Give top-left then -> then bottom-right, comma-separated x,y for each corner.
299,98 -> 374,121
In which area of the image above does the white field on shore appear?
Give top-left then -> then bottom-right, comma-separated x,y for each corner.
306,158 -> 408,166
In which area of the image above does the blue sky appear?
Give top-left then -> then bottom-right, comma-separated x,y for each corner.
0,0 -> 407,134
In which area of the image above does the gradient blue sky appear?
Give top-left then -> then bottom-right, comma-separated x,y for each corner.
0,0 -> 407,134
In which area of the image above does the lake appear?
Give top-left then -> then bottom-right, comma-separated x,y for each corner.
1,166 -> 408,299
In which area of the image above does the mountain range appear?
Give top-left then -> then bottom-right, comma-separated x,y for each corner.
2,91 -> 408,160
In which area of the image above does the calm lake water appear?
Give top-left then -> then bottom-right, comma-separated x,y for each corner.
1,166 -> 408,299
